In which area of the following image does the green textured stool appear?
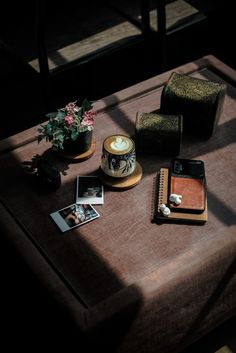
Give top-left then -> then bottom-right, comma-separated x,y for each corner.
160,72 -> 226,138
135,112 -> 182,156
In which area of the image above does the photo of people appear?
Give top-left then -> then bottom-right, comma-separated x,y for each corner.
76,176 -> 104,204
50,203 -> 100,232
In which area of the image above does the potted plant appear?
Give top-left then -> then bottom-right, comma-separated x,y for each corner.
38,99 -> 96,154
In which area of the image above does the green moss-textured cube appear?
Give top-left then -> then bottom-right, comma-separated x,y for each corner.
160,72 -> 226,138
135,112 -> 182,156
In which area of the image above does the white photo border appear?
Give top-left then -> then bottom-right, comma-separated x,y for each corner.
50,203 -> 100,232
76,175 -> 104,205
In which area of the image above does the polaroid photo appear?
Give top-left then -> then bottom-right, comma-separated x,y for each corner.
50,203 -> 100,233
76,176 -> 104,205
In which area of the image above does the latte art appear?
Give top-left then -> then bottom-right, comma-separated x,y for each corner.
110,137 -> 130,152
101,134 -> 136,178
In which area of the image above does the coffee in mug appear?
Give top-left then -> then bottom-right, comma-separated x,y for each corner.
101,135 -> 136,178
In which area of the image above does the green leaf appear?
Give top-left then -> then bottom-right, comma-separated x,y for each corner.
46,124 -> 53,135
71,131 -> 79,141
57,111 -> 66,120
79,126 -> 88,133
58,135 -> 64,143
76,106 -> 82,118
54,129 -> 63,137
52,135 -> 64,150
46,112 -> 58,118
81,98 -> 92,111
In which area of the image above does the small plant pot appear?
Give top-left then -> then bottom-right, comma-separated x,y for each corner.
63,130 -> 93,154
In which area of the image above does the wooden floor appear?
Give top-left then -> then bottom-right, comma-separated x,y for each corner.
0,1 -> 235,136
29,0 -> 201,72
0,1 -> 235,124
1,0 -> 227,73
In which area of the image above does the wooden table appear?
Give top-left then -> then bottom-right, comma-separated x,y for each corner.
1,55 -> 236,353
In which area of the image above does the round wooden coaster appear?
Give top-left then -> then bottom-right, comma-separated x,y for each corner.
99,161 -> 142,190
56,139 -> 96,162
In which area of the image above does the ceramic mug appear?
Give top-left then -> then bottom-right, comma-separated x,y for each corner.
101,135 -> 136,178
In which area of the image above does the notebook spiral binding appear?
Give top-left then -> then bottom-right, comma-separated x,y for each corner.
157,168 -> 169,213
151,168 -> 169,221
158,170 -> 165,213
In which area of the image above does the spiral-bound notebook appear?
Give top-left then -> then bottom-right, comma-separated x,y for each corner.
154,168 -> 208,223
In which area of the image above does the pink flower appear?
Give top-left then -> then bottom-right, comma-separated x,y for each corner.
81,110 -> 96,127
65,102 -> 78,115
64,115 -> 74,127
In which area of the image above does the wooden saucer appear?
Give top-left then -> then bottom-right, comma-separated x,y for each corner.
99,161 -> 142,190
56,139 -> 96,162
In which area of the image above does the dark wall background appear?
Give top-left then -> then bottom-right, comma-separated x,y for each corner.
0,1 -> 235,139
